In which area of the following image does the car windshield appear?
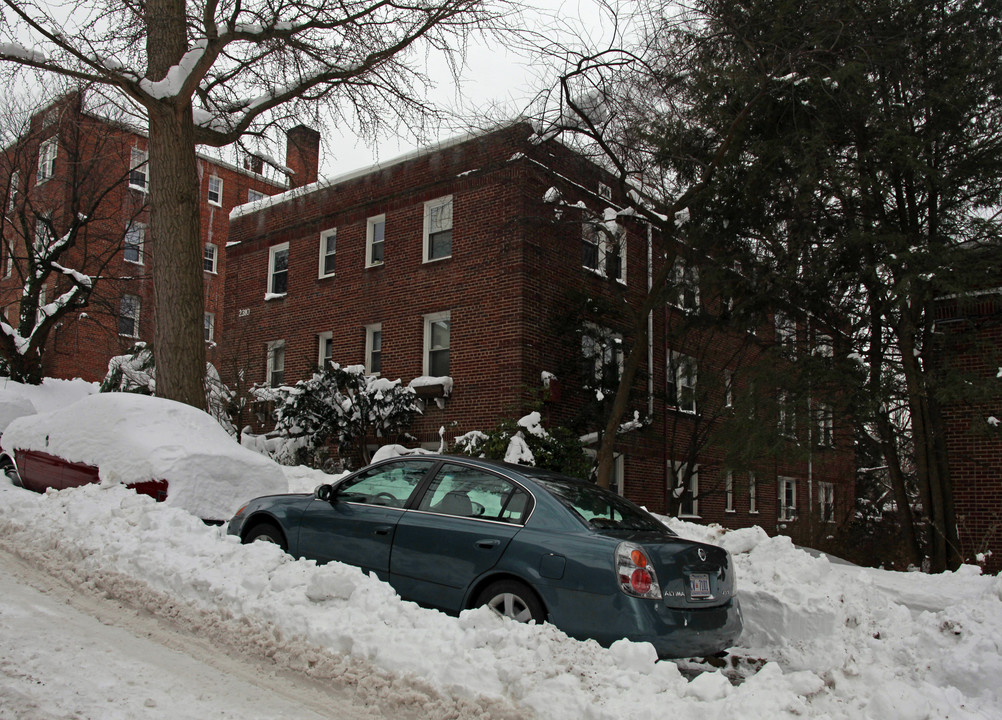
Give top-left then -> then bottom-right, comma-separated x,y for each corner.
533,476 -> 669,532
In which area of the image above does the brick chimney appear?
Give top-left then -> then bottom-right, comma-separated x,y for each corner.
285,125 -> 320,188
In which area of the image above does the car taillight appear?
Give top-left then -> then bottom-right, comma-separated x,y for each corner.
616,542 -> 661,599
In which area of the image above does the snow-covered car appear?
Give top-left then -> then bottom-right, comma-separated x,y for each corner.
229,455 -> 743,658
0,392 -> 287,522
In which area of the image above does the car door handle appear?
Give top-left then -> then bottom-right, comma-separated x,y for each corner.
373,526 -> 392,536
475,539 -> 500,550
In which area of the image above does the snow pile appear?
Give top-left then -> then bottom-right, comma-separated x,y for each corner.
1,393 -> 286,520
0,376 -> 97,413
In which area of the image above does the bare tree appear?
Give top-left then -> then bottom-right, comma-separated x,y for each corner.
1,91 -> 147,383
1,0 -> 508,408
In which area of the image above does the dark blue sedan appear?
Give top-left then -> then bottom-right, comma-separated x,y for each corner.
227,455 -> 742,658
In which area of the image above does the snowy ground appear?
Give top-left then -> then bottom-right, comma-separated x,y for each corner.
1,380 -> 1001,719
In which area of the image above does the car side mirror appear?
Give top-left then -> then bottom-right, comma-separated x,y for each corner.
314,484 -> 335,503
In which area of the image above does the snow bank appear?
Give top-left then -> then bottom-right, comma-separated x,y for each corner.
1,393 -> 286,520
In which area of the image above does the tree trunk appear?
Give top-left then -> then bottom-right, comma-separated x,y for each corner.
146,0 -> 207,410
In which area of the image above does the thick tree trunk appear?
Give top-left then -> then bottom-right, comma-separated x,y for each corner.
145,0 -> 207,410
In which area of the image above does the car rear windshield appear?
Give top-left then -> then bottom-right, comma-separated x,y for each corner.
534,477 -> 668,532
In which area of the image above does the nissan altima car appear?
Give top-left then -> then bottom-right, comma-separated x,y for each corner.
228,455 -> 742,658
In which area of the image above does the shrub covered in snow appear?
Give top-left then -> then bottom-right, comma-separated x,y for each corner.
256,363 -> 421,469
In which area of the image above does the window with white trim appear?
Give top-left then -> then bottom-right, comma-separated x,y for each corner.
667,351 -> 697,413
267,242 -> 289,296
267,340 -> 285,387
749,472 -> 758,513
247,189 -> 265,202
779,476 -> 797,521
34,216 -> 52,253
584,449 -> 624,496
819,481 -> 835,523
775,311 -> 796,358
124,223 -> 144,264
319,228 -> 336,278
366,323 -> 382,375
129,148 -> 148,191
581,212 -> 626,283
423,311 -> 450,377
207,175 -> 223,206
670,259 -> 699,312
204,243 -> 218,274
37,137 -> 57,183
778,390 -> 796,438
424,196 -> 452,262
581,324 -> 623,389
317,331 -> 333,370
7,170 -> 19,214
817,403 -> 834,446
672,461 -> 699,517
119,294 -> 140,337
204,312 -> 215,343
366,214 -> 385,266
725,470 -> 735,512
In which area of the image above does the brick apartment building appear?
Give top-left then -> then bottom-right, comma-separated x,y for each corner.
1,92 -> 289,382
224,123 -> 855,543
934,286 -> 1002,573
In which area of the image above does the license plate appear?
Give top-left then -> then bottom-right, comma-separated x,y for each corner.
689,573 -> 711,598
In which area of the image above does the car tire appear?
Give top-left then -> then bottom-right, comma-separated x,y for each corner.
244,522 -> 288,552
476,580 -> 545,624
2,462 -> 21,488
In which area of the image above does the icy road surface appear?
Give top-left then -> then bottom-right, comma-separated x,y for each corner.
0,547 -> 384,720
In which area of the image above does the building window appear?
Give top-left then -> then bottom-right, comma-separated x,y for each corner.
819,481 -> 835,523
778,390 -> 796,438
204,313 -> 215,343
581,324 -> 623,389
119,294 -> 140,337
725,470 -> 735,512
366,323 -> 382,375
7,170 -> 19,214
247,189 -> 265,203
582,215 -> 600,271
267,242 -> 289,296
724,369 -> 734,408
667,351 -> 697,413
597,181 -> 612,200
317,331 -> 333,370
775,311 -> 797,358
779,476 -> 797,521
749,472 -> 757,513
814,332 -> 833,358
319,228 -> 336,278
670,259 -> 699,312
204,243 -> 218,274
366,214 -> 385,266
672,461 -> 699,517
207,175 -> 223,206
424,311 -> 450,377
37,137 -> 57,183
424,196 -> 452,262
129,148 -> 148,191
817,403 -> 834,447
584,449 -> 625,495
123,223 -> 144,264
581,212 -> 627,283
34,217 -> 52,253
267,340 -> 285,387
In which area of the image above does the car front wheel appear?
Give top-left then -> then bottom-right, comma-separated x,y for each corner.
476,580 -> 545,624
244,522 -> 288,552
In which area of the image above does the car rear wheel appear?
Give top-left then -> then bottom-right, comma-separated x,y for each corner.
476,580 -> 545,624
244,522 -> 288,552
2,462 -> 21,488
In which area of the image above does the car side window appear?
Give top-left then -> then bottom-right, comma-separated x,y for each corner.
417,463 -> 530,523
336,460 -> 433,507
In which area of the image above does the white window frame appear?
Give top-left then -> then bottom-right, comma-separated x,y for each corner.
129,148 -> 148,192
318,228 -> 336,279
581,323 -> 624,387
247,188 -> 265,203
204,243 -> 218,274
817,403 -> 834,447
779,476 -> 797,521
819,481 -> 835,523
207,175 -> 223,206
365,323 -> 382,376
597,181 -> 612,200
672,461 -> 699,518
670,259 -> 700,312
423,311 -> 451,377
366,214 -> 385,267
7,170 -> 19,214
667,351 -> 697,413
725,470 -> 735,512
267,340 -> 285,388
267,242 -> 289,296
581,212 -> 627,284
37,137 -> 57,183
423,195 -> 453,262
34,216 -> 51,254
584,449 -> 625,496
119,294 -> 140,338
123,223 -> 144,265
316,331 -> 333,370
204,312 -> 215,343
749,472 -> 758,513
